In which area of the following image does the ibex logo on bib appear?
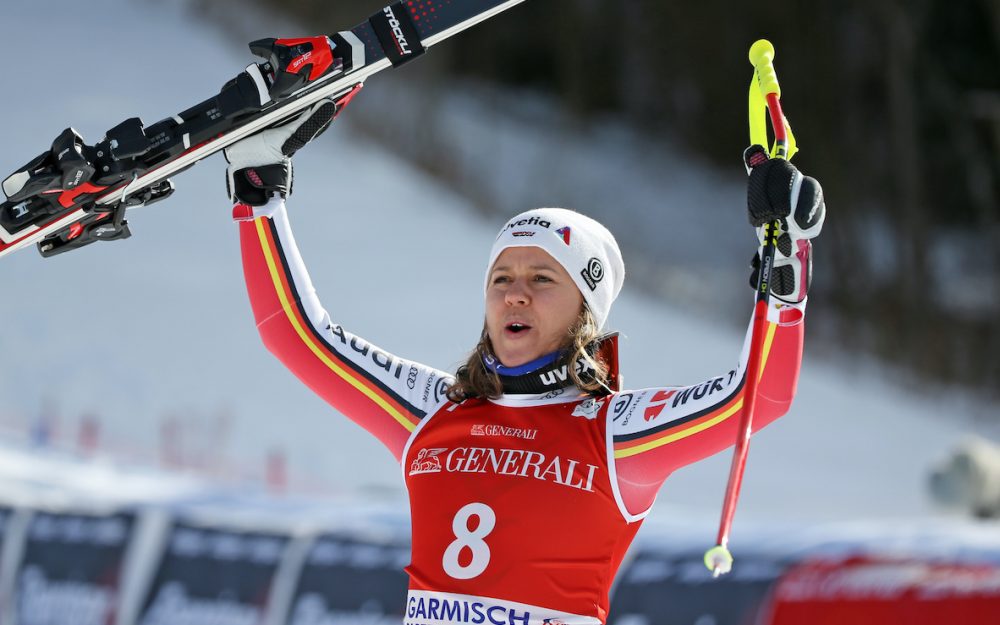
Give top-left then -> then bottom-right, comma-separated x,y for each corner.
571,399 -> 604,420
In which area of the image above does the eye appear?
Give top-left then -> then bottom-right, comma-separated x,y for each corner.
533,274 -> 553,283
491,275 -> 511,285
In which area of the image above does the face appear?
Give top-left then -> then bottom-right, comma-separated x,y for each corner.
486,246 -> 584,368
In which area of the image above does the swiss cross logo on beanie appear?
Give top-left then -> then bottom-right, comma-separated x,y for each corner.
486,208 -> 625,330
581,257 -> 604,291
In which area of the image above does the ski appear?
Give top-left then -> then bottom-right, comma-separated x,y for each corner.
0,0 -> 527,259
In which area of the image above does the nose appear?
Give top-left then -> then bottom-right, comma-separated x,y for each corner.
504,280 -> 529,306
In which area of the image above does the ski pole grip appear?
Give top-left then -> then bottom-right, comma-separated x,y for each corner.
749,40 -> 780,98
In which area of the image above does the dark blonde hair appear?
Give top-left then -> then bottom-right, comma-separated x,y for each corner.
446,305 -> 611,402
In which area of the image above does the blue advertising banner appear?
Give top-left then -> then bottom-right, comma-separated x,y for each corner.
137,523 -> 290,625
285,533 -> 409,625
609,549 -> 787,625
14,511 -> 134,625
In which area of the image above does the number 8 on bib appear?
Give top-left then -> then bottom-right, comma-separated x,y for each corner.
442,502 -> 496,580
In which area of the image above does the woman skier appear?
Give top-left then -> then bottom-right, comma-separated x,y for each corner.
224,97 -> 825,625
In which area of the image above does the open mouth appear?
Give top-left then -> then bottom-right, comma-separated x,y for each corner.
506,322 -> 532,334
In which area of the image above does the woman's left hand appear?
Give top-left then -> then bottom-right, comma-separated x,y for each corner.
744,145 -> 825,304
744,144 -> 825,240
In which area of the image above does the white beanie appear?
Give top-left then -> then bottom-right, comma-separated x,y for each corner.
485,208 -> 625,329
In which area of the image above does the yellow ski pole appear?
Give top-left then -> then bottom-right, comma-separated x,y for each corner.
704,39 -> 798,578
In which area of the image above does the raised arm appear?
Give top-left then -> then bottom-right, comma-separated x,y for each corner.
611,306 -> 803,515
227,99 -> 451,462
612,149 -> 825,516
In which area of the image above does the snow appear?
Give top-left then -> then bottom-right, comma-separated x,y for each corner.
0,0 -> 997,547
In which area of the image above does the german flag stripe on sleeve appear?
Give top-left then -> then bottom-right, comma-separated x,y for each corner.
254,217 -> 422,432
612,322 -> 778,459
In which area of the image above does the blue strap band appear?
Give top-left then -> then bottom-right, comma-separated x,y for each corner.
482,350 -> 561,377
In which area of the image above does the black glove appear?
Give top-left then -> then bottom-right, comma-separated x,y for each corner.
744,145 -> 825,304
744,144 -> 825,235
224,95 -> 345,207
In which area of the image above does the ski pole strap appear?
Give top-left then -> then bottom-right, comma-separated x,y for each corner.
371,2 -> 427,67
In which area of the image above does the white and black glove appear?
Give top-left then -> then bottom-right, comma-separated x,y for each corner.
744,145 -> 826,305
224,97 -> 339,208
